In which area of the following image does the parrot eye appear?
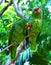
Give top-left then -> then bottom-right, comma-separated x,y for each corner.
34,7 -> 40,13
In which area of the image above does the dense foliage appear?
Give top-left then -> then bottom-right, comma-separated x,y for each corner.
0,0 -> 51,65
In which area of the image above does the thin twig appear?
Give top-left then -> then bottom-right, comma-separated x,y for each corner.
0,1 -> 12,16
0,32 -> 36,53
0,42 -> 16,53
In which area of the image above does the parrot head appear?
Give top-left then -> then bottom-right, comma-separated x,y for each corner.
34,7 -> 40,13
32,7 -> 41,15
32,6 -> 42,18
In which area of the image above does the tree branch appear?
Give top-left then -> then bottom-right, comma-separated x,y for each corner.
0,42 -> 16,53
0,1 -> 12,16
11,39 -> 27,64
0,0 -> 3,4
12,0 -> 24,18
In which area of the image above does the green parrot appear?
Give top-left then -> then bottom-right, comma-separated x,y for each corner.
29,7 -> 43,52
8,7 -> 43,60
8,19 -> 28,60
